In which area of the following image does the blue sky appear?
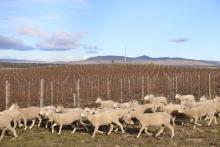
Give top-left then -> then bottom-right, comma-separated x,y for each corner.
0,0 -> 220,61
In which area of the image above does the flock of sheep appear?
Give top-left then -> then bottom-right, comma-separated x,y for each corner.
1,94 -> 220,141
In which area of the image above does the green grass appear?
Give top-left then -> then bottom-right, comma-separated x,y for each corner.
1,120 -> 220,147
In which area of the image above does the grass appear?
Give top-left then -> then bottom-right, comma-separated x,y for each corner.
1,119 -> 220,147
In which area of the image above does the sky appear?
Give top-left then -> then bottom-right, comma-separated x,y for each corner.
0,0 -> 220,61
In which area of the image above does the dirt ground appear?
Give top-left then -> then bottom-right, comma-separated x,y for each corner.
0,118 -> 220,147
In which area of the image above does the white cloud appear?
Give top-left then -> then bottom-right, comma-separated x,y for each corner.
17,25 -> 48,38
37,31 -> 86,51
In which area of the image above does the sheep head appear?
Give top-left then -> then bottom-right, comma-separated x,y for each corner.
96,97 -> 102,103
175,94 -> 181,99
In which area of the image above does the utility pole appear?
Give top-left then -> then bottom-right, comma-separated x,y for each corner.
124,46 -> 127,63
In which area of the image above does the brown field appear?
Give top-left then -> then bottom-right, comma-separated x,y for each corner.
0,64 -> 220,110
1,64 -> 220,147
0,118 -> 220,147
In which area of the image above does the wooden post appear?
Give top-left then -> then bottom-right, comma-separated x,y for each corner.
147,77 -> 149,94
39,79 -> 44,107
5,81 -> 10,110
73,93 -> 76,107
107,77 -> 110,100
141,76 -> 144,101
97,76 -> 100,97
27,82 -> 31,107
120,78 -> 123,102
209,73 -> 211,99
128,79 -> 131,98
175,76 -> 178,95
198,74 -> 201,96
77,79 -> 80,107
50,81 -> 54,105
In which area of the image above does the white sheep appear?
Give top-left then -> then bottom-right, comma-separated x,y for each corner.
178,102 -> 217,128
113,100 -> 138,109
96,97 -> 115,108
199,95 -> 208,102
39,105 -> 56,128
81,107 -> 125,138
46,110 -> 85,135
0,108 -> 21,129
0,112 -> 18,141
144,94 -> 168,105
54,106 -> 89,132
9,104 -> 42,130
127,109 -> 174,138
175,94 -> 195,104
157,103 -> 182,126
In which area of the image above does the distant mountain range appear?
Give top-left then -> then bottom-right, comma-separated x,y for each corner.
1,55 -> 220,67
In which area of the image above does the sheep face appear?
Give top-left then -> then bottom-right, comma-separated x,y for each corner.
96,97 -> 102,104
81,108 -> 91,117
178,105 -> 187,113
127,108 -> 136,118
144,94 -> 154,100
175,94 -> 181,99
113,102 -> 119,108
9,103 -> 19,111
200,96 -> 207,102
56,106 -> 63,113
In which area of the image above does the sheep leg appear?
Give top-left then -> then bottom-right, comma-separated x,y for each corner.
114,128 -> 118,132
51,123 -> 57,134
79,120 -> 89,132
7,125 -> 18,138
214,116 -> 218,124
13,120 -> 17,129
45,122 -> 48,128
155,126 -> 164,137
58,125 -> 63,135
144,127 -> 153,136
207,116 -> 214,126
107,124 -> 114,135
204,115 -> 209,120
165,124 -> 174,138
218,113 -> 220,118
113,120 -> 125,134
37,116 -> 42,128
97,130 -> 104,134
0,128 -> 7,141
18,120 -> 23,128
194,118 -> 201,129
92,126 -> 99,138
137,125 -> 145,138
29,119 -> 36,129
171,117 -> 176,127
71,127 -> 77,134
24,119 -> 27,130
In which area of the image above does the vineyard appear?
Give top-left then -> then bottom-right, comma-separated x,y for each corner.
0,64 -> 220,110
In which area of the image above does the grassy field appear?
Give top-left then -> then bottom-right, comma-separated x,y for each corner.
1,119 -> 220,147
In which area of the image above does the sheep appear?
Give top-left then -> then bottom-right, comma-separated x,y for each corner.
144,94 -> 168,105
96,97 -> 115,108
113,100 -> 139,109
199,95 -> 208,102
55,106 -> 89,132
127,109 -> 174,138
39,105 -> 56,128
175,94 -> 195,104
46,110 -> 86,135
0,108 -> 21,129
55,106 -> 82,113
89,107 -> 135,131
81,107 -> 125,138
178,102 -> 217,129
157,103 -> 182,126
0,112 -> 18,141
9,104 -> 42,130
